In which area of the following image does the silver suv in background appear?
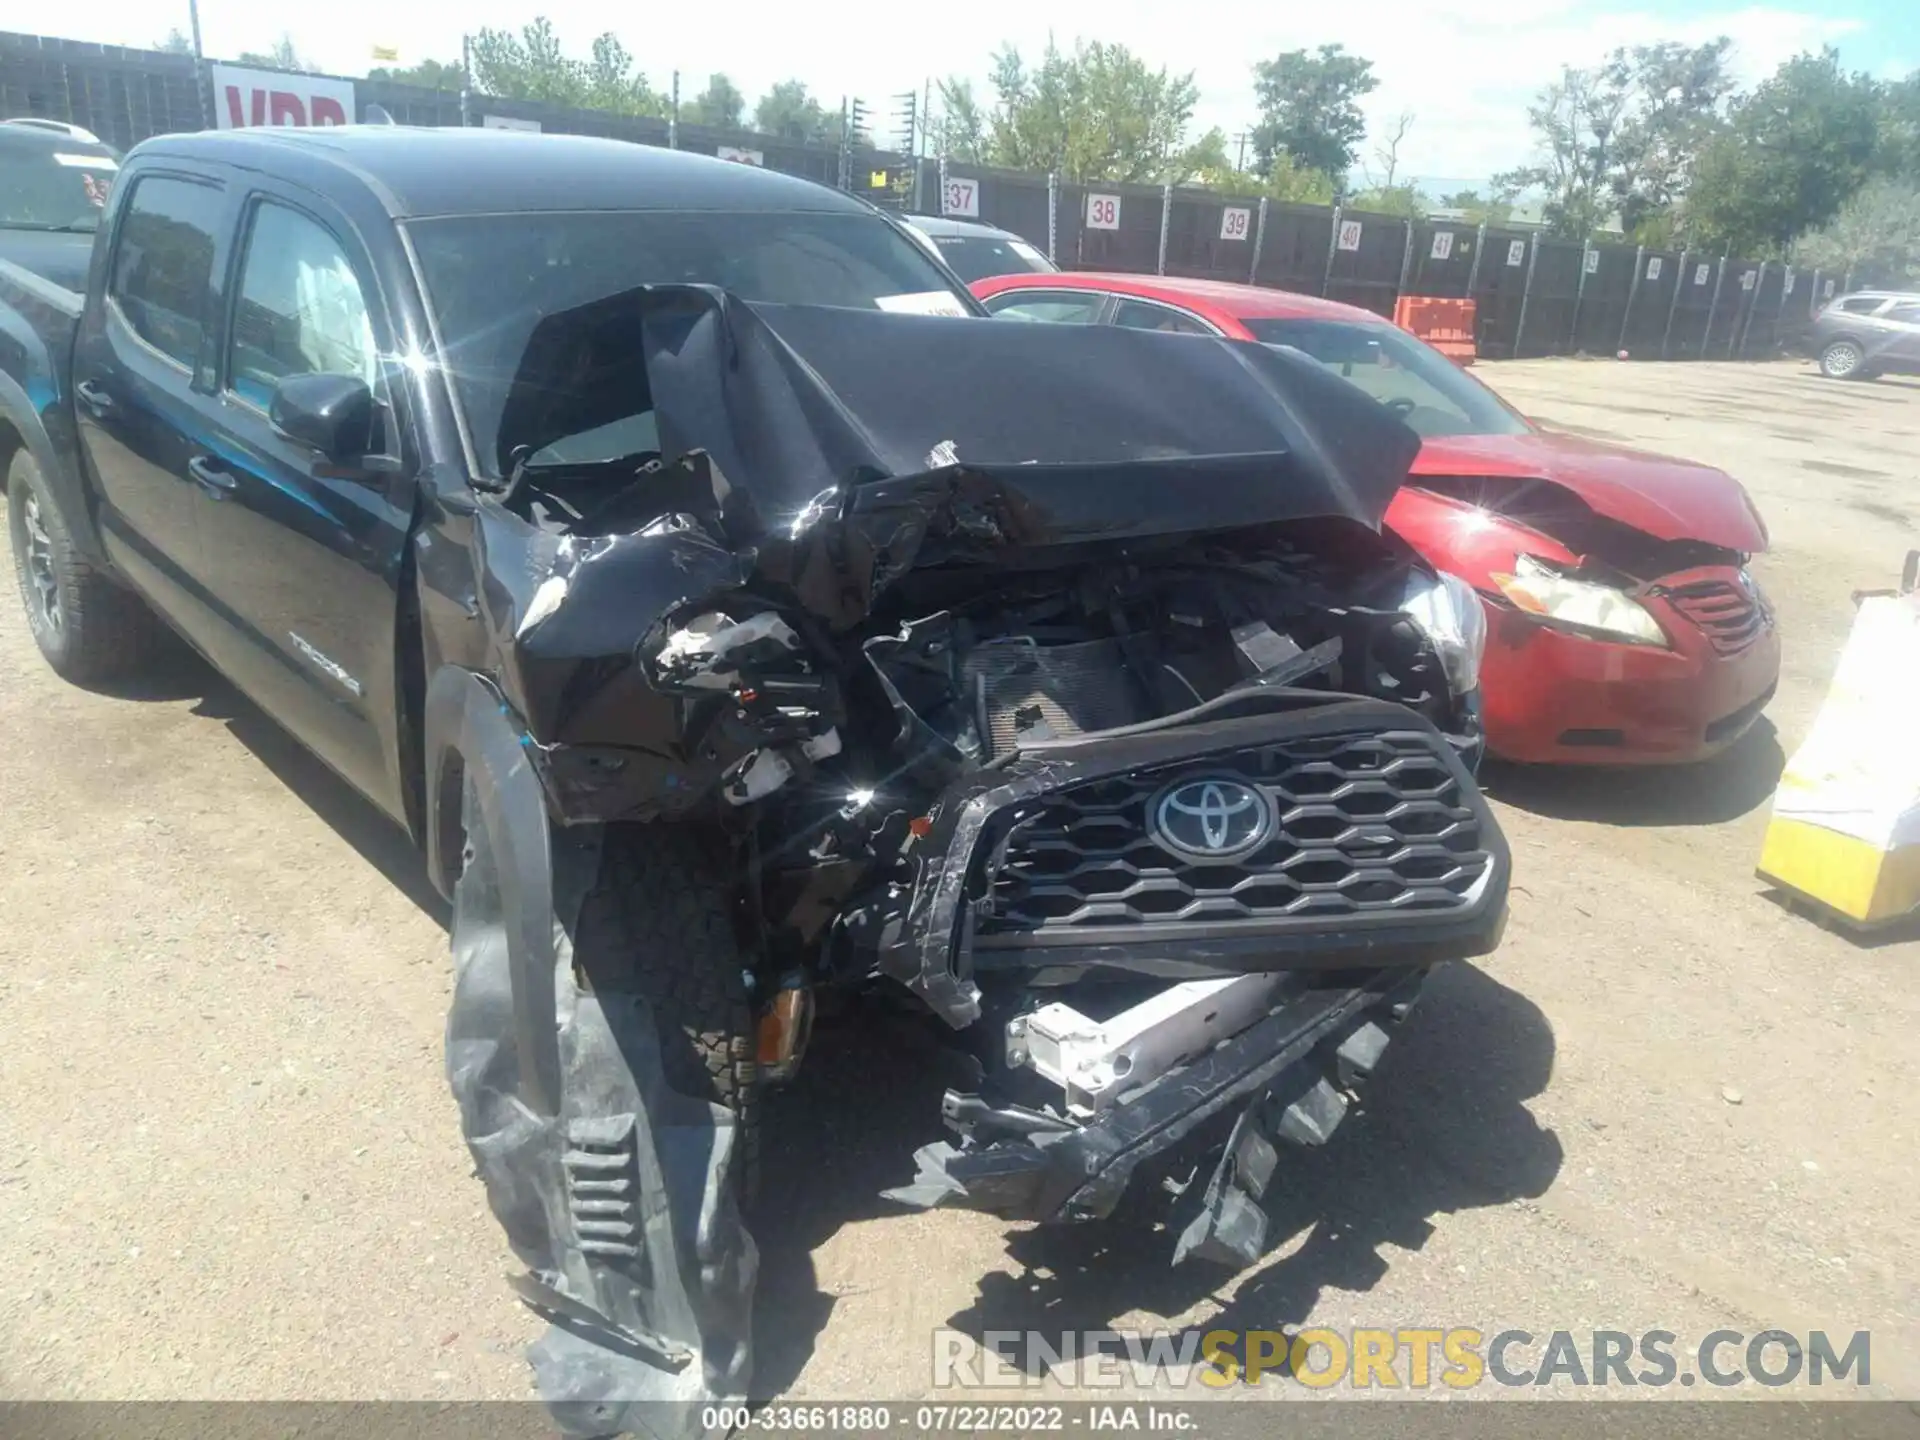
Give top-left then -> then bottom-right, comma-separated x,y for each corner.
1809,290 -> 1920,380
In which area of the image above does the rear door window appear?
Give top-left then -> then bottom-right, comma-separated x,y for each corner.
1111,299 -> 1217,335
109,175 -> 223,369
983,292 -> 1108,324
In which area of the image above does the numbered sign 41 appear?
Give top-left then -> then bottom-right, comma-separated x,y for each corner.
1086,193 -> 1122,230
1220,206 -> 1251,241
941,177 -> 979,218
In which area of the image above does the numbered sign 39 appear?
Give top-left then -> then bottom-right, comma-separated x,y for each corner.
1335,219 -> 1363,251
1506,239 -> 1527,267
1219,206 -> 1251,241
1086,193 -> 1121,230
1429,230 -> 1454,261
941,177 -> 979,218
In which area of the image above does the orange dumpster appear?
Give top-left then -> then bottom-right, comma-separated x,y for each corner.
1394,296 -> 1477,365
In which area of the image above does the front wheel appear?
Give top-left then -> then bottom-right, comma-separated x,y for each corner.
574,824 -> 761,1200
1819,339 -> 1868,380
6,448 -> 163,683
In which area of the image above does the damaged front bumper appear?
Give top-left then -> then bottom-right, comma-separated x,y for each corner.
888,968 -> 1432,1267
843,697 -> 1509,1029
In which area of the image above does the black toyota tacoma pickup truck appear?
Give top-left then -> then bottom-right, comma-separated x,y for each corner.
1,127 -> 1507,1430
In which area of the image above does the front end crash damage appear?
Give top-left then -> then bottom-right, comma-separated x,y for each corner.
436,286 -> 1511,1427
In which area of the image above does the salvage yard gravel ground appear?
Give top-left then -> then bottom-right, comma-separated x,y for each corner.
1,359 -> 1916,1404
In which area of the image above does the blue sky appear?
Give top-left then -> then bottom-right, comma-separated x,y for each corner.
34,0 -> 1919,183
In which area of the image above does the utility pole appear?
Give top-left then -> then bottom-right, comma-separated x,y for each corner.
459,34 -> 473,128
669,70 -> 679,149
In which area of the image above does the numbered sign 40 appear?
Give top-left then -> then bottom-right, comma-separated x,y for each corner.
941,178 -> 979,218
1220,206 -> 1251,241
1086,193 -> 1122,230
1335,219 -> 1363,251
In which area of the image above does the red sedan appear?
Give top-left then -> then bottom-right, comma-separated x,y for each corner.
971,271 -> 1779,765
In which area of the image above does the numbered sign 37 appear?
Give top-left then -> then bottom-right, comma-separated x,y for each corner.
1506,239 -> 1527,267
1336,219 -> 1363,251
1086,193 -> 1121,230
1220,206 -> 1251,241
1429,230 -> 1454,261
941,177 -> 979,218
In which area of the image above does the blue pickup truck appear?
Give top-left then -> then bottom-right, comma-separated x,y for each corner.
0,124 -> 1505,1430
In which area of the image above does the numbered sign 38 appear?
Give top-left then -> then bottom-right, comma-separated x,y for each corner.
1335,219 -> 1363,251
1086,193 -> 1121,230
941,177 -> 979,218
1506,239 -> 1527,267
1219,206 -> 1251,241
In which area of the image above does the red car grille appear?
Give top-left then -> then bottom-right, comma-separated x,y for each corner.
1663,578 -> 1766,654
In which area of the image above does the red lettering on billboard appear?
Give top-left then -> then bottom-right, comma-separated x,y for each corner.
310,97 -> 347,126
269,92 -> 307,126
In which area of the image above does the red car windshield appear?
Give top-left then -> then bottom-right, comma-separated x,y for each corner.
1242,317 -> 1528,440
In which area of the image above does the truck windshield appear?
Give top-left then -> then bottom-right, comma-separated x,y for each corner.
1242,317 -> 1530,440
408,208 -> 976,480
0,140 -> 118,232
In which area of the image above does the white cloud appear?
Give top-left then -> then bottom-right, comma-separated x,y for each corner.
39,0 -> 1866,179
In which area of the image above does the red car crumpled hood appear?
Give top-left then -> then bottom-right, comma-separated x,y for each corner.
1408,431 -> 1768,552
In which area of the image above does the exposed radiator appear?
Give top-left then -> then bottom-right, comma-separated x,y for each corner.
961,638 -> 1154,757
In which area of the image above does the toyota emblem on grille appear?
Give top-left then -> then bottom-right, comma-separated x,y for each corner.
1150,777 -> 1275,860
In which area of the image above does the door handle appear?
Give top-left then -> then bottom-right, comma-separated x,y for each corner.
187,455 -> 237,498
75,379 -> 115,416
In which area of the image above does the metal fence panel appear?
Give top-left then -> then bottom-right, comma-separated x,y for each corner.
1325,211 -> 1409,318
1,33 -> 205,147
947,168 -> 1052,250
1252,205 -> 1335,296
1570,244 -> 1636,354
1058,181 -> 1164,273
1621,250 -> 1680,357
1405,221 -> 1476,299
1518,238 -> 1585,357
1741,265 -> 1789,356
1472,228 -> 1534,358
1667,254 -> 1718,359
1163,190 -> 1263,282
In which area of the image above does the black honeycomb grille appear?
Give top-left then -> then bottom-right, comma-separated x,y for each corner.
979,732 -> 1491,936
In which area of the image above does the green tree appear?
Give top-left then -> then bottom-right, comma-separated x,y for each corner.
238,35 -> 308,72
936,40 -> 1202,184
368,59 -> 464,90
468,18 -> 663,116
1494,60 -> 1632,238
1347,184 -> 1425,218
1437,190 -> 1516,227
933,78 -> 987,163
682,73 -> 745,129
754,80 -> 841,142
1607,40 -> 1737,232
1189,153 -> 1335,205
1497,41 -> 1735,241
1684,49 -> 1883,254
1250,45 -> 1378,185
1877,71 -> 1920,180
156,29 -> 194,55
1794,177 -> 1920,284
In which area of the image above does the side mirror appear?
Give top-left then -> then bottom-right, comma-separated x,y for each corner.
270,373 -> 374,462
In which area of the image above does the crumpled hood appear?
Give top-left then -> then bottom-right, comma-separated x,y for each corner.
499,284 -> 1422,546
1409,430 -> 1768,552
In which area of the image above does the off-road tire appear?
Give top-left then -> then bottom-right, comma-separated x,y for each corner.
574,824 -> 761,1201
1819,339 -> 1867,380
6,448 -> 164,684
